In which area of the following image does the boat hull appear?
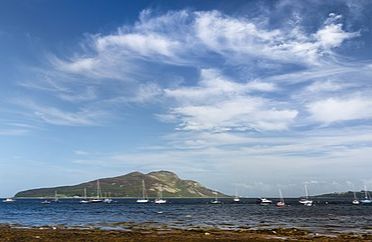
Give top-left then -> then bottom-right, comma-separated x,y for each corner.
276,202 -> 285,207
154,199 -> 167,204
136,199 -> 150,203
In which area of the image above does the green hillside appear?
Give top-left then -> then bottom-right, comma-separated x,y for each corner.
15,170 -> 227,198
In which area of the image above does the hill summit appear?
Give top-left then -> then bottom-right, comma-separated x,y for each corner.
15,170 -> 227,198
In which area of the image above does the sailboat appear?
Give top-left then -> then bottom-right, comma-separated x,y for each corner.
352,190 -> 360,205
41,200 -> 51,204
103,192 -> 113,203
210,192 -> 222,204
360,185 -> 372,205
276,189 -> 285,207
233,188 -> 240,203
2,198 -> 15,203
89,180 -> 103,203
299,184 -> 313,206
136,180 -> 150,203
80,188 -> 90,204
154,186 -> 167,204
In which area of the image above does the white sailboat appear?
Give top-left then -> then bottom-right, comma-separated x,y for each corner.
136,180 -> 150,203
154,186 -> 167,204
103,192 -> 113,203
80,188 -> 90,204
90,180 -> 103,203
41,200 -> 51,204
233,188 -> 240,203
276,189 -> 285,207
210,192 -> 222,204
2,198 -> 15,203
299,184 -> 313,206
352,190 -> 360,205
360,185 -> 372,205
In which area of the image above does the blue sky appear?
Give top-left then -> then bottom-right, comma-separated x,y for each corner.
1,0 -> 372,197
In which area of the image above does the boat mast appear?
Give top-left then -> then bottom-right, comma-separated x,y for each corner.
159,186 -> 163,200
97,180 -> 101,199
304,184 -> 309,199
84,188 -> 87,199
279,189 -> 284,203
364,185 -> 369,199
142,180 -> 146,199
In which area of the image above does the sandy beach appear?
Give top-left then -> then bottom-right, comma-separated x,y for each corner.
0,225 -> 370,242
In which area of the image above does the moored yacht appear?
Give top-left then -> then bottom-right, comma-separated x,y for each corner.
360,185 -> 372,205
276,189 -> 285,207
233,188 -> 240,203
259,198 -> 272,205
352,199 -> 360,205
80,188 -> 90,204
89,180 -> 103,203
136,180 -> 150,203
299,184 -> 313,206
154,186 -> 167,204
210,192 -> 222,204
154,198 -> 167,204
103,192 -> 113,203
2,198 -> 15,203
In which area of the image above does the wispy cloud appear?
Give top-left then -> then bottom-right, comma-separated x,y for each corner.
50,10 -> 359,80
14,99 -> 107,126
0,129 -> 29,136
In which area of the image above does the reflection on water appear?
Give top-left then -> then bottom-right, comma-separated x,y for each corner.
0,198 -> 371,234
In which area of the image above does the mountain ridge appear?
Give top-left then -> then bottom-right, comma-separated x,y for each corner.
15,170 -> 228,198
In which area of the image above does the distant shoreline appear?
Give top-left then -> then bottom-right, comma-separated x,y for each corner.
0,224 -> 369,241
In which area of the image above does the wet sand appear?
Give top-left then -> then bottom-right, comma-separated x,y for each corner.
0,225 -> 370,242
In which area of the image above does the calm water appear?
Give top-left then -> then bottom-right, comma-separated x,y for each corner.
1,198 -> 371,234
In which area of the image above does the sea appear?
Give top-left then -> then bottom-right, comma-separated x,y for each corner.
1,198 -> 371,235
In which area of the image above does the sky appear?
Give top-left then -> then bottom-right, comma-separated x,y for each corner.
1,0 -> 372,197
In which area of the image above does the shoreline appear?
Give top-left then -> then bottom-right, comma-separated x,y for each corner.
0,225 -> 370,241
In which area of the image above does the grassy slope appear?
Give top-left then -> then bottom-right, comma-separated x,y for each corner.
15,171 -> 228,198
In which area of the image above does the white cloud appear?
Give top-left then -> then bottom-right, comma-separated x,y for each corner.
95,33 -> 181,58
163,69 -> 297,131
307,97 -> 372,123
170,98 -> 297,131
33,10 -> 361,133
164,69 -> 276,104
51,10 -> 358,80
316,13 -> 359,49
16,8 -> 368,137
194,11 -> 358,65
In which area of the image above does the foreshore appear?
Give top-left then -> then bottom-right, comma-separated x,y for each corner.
0,225 -> 370,241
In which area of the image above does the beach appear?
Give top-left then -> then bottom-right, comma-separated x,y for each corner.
0,225 -> 370,242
